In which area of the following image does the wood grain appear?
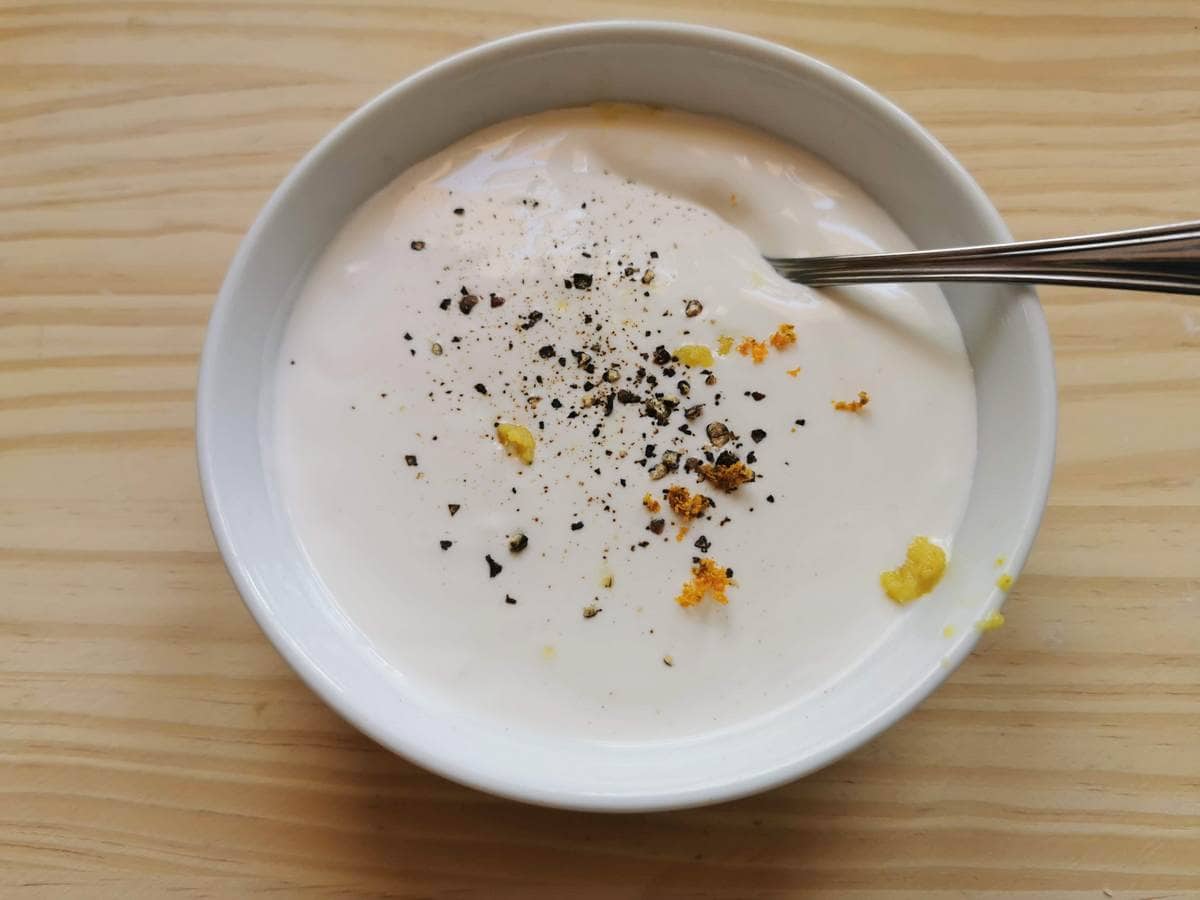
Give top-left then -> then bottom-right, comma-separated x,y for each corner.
1,1 -> 1198,896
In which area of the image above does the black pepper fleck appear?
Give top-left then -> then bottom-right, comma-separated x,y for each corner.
404,454 -> 418,466
439,540 -> 452,550
570,522 -> 584,531
750,428 -> 767,443
485,555 -> 502,578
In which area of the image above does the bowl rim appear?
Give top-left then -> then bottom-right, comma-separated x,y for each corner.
197,19 -> 1057,811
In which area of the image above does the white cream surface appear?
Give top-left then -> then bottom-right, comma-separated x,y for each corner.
271,106 -> 977,742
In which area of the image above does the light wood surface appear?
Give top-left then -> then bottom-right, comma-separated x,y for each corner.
2,1 -> 1198,896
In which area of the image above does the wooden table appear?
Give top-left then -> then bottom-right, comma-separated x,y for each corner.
3,2 -> 1198,896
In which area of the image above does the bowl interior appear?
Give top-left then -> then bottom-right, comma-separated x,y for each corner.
199,22 -> 1055,811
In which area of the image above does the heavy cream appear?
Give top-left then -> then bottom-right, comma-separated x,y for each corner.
271,106 -> 977,742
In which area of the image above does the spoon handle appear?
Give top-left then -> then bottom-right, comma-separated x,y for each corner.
766,220 -> 1200,295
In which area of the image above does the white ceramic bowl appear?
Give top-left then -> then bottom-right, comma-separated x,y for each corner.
198,21 -> 1056,811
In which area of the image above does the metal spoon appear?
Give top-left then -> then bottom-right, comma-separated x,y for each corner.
766,220 -> 1200,295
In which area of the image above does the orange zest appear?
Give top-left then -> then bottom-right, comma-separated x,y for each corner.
833,390 -> 870,412
676,558 -> 734,607
737,337 -> 768,363
769,323 -> 796,350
